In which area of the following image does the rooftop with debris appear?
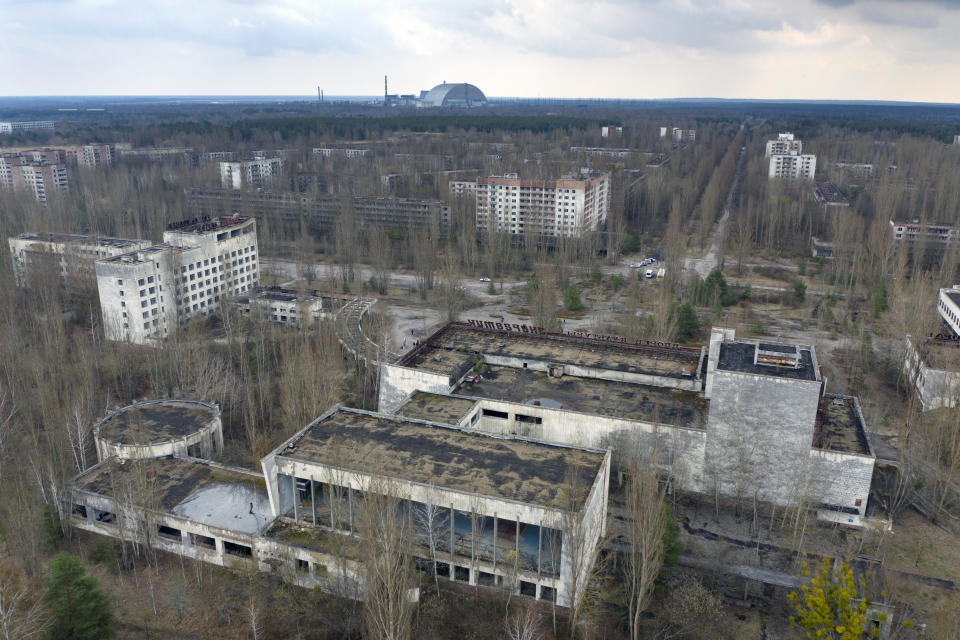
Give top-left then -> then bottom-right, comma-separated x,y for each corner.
278,408 -> 605,512
400,322 -> 703,381
395,391 -> 478,425
813,394 -> 871,456
95,400 -> 219,445
455,366 -> 708,429
73,457 -> 270,535
717,341 -> 819,381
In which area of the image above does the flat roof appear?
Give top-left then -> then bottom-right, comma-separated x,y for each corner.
717,342 -> 818,381
455,366 -> 708,429
14,233 -> 146,248
74,457 -> 270,535
166,215 -> 253,235
279,408 -> 604,511
255,287 -> 348,307
401,323 -> 702,381
96,400 -> 218,445
920,334 -> 960,369
813,395 -> 871,456
99,244 -> 178,265
395,391 -> 477,425
946,290 -> 960,308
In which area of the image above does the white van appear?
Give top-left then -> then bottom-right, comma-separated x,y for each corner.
644,269 -> 655,279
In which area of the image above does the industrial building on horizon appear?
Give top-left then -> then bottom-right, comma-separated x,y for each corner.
383,76 -> 488,108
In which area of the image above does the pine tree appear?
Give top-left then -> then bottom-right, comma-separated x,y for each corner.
43,553 -> 114,640
787,557 -> 876,640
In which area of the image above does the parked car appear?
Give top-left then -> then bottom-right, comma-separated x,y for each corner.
479,277 -> 491,282
629,262 -> 643,268
645,269 -> 655,278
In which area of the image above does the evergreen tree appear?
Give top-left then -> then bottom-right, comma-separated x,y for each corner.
674,302 -> 700,342
44,553 -> 114,640
787,557 -> 875,640
563,283 -> 583,311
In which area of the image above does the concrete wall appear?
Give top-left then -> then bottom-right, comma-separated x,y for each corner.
809,449 -> 874,517
704,369 -> 822,505
378,364 -> 453,413
94,418 -> 223,462
462,397 -> 707,492
904,335 -> 960,411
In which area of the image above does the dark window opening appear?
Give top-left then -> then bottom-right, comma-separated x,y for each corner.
523,362 -> 528,368
477,571 -> 496,587
540,586 -> 556,602
296,558 -> 309,573
435,562 -> 450,578
482,409 -> 508,420
520,581 -> 537,597
515,413 -> 542,425
190,533 -> 216,550
94,509 -> 116,525
187,443 -> 202,458
454,566 -> 470,582
71,504 -> 87,519
224,541 -> 253,558
158,525 -> 182,542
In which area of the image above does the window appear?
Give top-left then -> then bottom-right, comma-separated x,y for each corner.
223,541 -> 252,558
482,409 -> 508,420
190,533 -> 215,550
158,525 -> 182,542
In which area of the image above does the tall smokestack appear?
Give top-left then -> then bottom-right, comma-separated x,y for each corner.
384,75 -> 388,104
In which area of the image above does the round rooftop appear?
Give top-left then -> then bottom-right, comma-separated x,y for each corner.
95,400 -> 219,446
422,82 -> 487,107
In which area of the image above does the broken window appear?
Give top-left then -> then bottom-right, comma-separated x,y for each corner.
477,571 -> 497,587
93,509 -> 116,525
454,566 -> 470,583
71,504 -> 87,519
515,413 -> 542,425
190,533 -> 216,550
482,409 -> 508,419
540,586 -> 556,602
519,581 -> 537,597
223,541 -> 252,558
158,525 -> 182,543
296,558 -> 309,573
435,562 -> 450,578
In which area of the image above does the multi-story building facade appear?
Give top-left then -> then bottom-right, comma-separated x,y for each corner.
78,144 -> 115,168
312,147 -> 368,159
449,180 -> 478,197
220,157 -> 285,189
765,132 -> 803,157
3,161 -> 70,202
473,172 -> 611,238
769,153 -> 817,180
187,188 -> 450,238
889,219 -> 960,267
95,215 -> 259,344
0,121 -> 55,134
184,151 -> 235,168
659,126 -> 695,141
8,233 -> 151,287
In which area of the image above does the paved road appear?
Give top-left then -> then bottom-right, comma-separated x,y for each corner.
685,143 -> 746,279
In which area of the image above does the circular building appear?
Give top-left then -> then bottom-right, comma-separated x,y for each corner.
421,82 -> 487,108
94,399 -> 223,462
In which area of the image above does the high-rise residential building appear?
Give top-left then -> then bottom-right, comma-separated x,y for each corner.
473,171 -> 611,238
95,215 -> 259,344
220,157 -> 284,189
659,126 -> 695,141
78,144 -> 115,168
0,121 -> 55,134
766,133 -> 816,180
8,233 -> 152,286
8,163 -> 68,202
765,132 -> 803,157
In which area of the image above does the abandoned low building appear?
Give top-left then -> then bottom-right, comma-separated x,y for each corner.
94,399 -> 224,462
71,406 -> 609,608
380,322 -> 876,526
903,286 -> 960,411
239,286 -> 351,328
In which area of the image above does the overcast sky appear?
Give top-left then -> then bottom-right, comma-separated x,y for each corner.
2,0 -> 960,102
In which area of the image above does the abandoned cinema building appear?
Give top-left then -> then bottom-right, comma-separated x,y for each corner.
67,320 -> 876,608
380,322 -> 876,527
70,401 -> 609,608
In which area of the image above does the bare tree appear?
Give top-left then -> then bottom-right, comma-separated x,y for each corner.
624,464 -> 668,640
505,604 -> 544,640
413,492 -> 447,595
355,477 -> 416,640
0,560 -> 47,640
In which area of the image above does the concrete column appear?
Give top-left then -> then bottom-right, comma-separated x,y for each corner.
449,505 -> 455,562
291,475 -> 298,521
492,513 -> 497,573
310,479 -> 317,526
537,520 -> 542,580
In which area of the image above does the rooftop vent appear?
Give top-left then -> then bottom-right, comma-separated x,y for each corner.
754,342 -> 800,369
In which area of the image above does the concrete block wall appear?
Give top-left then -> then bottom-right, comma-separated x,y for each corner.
378,364 -> 453,413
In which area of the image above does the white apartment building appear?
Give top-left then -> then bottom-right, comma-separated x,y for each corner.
769,154 -> 817,180
8,233 -> 151,286
449,180 -> 478,197
765,133 -> 803,157
659,126 -> 695,141
78,144 -> 115,168
939,286 -> 960,338
474,172 -> 611,238
0,121 -> 55,134
312,147 -> 368,158
96,215 -> 259,344
219,157 -> 284,189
